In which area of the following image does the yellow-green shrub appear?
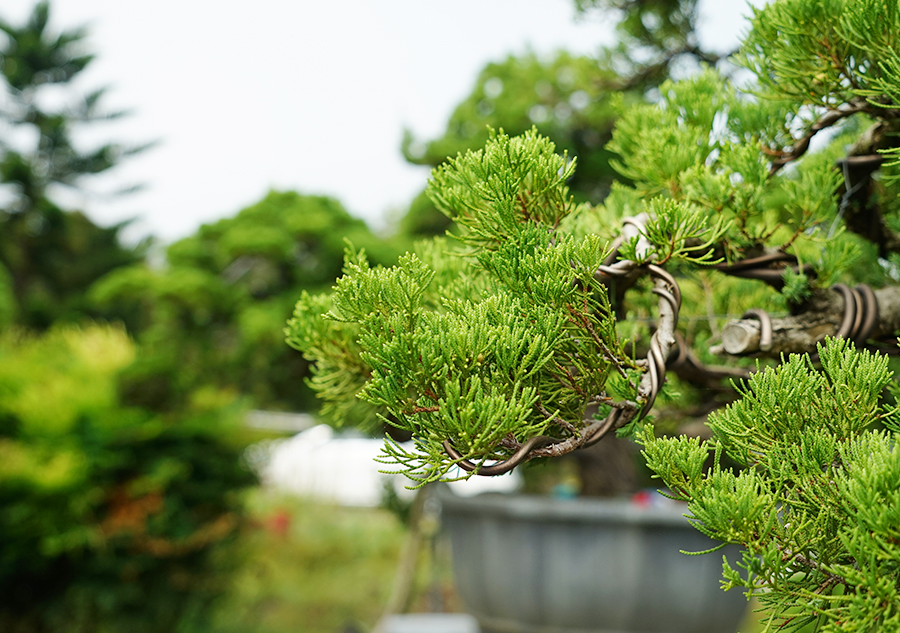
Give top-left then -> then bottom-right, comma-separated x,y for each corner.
0,324 -> 255,633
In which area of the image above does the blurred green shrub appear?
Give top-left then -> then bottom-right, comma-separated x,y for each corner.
91,190 -> 402,413
0,324 -> 255,633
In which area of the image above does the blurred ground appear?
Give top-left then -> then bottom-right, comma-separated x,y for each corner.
208,482 -> 772,633
208,488 -> 463,633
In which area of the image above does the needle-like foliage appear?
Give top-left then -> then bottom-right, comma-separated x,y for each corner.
289,0 -> 900,626
639,338 -> 900,631
288,130 -> 651,484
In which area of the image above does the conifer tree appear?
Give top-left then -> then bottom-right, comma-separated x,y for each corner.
0,1 -> 147,328
400,1 -> 725,240
289,0 -> 900,627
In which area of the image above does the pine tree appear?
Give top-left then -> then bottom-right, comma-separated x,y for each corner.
0,1 -> 147,328
289,0 -> 900,627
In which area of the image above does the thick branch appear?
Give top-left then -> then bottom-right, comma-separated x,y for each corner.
668,343 -> 750,390
836,122 -> 900,257
717,286 -> 900,356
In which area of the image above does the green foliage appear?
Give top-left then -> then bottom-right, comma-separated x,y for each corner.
604,50 -> 900,299
91,190 -> 401,413
396,0 -> 731,244
639,338 -> 900,631
289,130 -> 637,484
0,324 -> 255,633
288,290 -> 373,429
0,2 -> 148,329
397,11 -> 726,242
740,0 -> 900,111
616,197 -> 727,266
607,68 -> 844,260
0,263 -> 15,327
428,128 -> 580,246
0,205 -> 146,329
575,0 -> 727,94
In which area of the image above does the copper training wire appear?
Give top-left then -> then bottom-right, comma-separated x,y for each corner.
442,227 -> 885,474
442,217 -> 682,476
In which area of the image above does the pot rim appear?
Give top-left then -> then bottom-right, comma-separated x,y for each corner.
437,489 -> 695,528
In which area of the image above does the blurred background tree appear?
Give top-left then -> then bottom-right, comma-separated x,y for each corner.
0,5 -> 257,631
0,0 -> 148,329
399,0 -> 726,240
90,190 -> 403,413
573,0 -> 726,88
400,52 -> 620,237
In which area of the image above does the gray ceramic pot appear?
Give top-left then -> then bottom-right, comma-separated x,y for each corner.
439,491 -> 748,633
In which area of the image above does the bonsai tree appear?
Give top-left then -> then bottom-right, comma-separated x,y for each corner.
289,0 -> 900,628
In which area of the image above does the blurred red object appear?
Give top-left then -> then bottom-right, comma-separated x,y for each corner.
264,509 -> 292,537
631,489 -> 654,507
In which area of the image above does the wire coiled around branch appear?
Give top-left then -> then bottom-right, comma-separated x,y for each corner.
442,219 -> 682,476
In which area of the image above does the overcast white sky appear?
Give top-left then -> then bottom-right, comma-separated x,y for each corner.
1,0 -> 755,245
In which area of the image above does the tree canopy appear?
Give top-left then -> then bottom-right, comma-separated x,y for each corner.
92,190 -> 402,412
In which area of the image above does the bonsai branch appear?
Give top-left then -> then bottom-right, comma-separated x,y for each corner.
716,284 -> 900,356
783,549 -> 850,591
443,256 -> 682,475
768,101 -> 869,175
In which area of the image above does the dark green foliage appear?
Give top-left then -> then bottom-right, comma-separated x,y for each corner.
574,0 -> 723,86
0,1 -> 148,329
165,190 -> 396,292
0,208 -> 144,328
0,262 -> 15,326
0,325 -> 255,633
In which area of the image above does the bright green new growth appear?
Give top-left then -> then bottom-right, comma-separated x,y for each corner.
639,338 -> 900,630
288,130 -> 646,484
606,67 -> 846,265
427,128 -> 579,246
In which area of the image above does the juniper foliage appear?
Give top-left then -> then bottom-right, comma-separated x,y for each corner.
639,339 -> 900,630
290,130 -> 655,483
289,0 -> 900,626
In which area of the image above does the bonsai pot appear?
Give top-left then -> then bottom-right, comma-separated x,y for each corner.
439,490 -> 748,633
